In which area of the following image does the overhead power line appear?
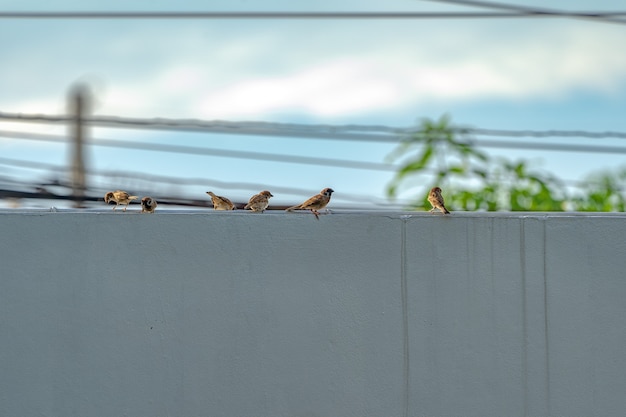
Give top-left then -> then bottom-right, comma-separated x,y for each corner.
2,112 -> 626,141
0,11 -> 588,19
423,0 -> 626,25
1,155 -> 621,208
4,125 -> 626,161
0,9 -> 624,23
0,112 -> 404,142
469,128 -> 626,139
466,139 -> 626,155
0,156 -> 414,208
0,129 -> 397,172
91,137 -> 397,171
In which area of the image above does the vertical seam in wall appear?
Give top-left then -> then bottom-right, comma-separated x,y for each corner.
543,218 -> 551,417
520,218 -> 528,417
401,217 -> 410,417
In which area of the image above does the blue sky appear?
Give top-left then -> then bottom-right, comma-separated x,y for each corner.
1,0 -> 625,209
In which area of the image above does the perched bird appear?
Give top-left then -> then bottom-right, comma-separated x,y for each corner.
286,188 -> 334,219
141,197 -> 157,214
206,191 -> 235,210
427,187 -> 450,214
104,190 -> 138,212
244,190 -> 273,212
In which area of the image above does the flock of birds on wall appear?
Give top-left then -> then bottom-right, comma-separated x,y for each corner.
103,186 -> 450,218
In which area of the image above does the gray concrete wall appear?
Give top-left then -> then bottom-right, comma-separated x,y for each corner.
1,210 -> 625,417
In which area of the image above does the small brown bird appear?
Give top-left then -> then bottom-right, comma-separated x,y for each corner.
141,197 -> 157,213
206,191 -> 235,210
427,187 -> 450,214
104,190 -> 138,212
286,188 -> 334,219
244,190 -> 273,212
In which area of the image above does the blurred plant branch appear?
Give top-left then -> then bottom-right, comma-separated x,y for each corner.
386,114 -> 625,212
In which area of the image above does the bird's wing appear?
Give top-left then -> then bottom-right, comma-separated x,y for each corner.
114,191 -> 130,200
217,195 -> 233,206
247,194 -> 266,205
299,194 -> 326,210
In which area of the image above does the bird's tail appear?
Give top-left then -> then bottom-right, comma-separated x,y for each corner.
285,205 -> 301,212
442,206 -> 450,214
129,195 -> 139,200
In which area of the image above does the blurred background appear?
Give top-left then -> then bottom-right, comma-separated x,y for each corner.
1,0 -> 625,210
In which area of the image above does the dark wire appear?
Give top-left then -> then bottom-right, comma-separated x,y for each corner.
3,128 -> 626,159
422,0 -> 626,25
2,112 -> 626,140
0,11 -> 592,19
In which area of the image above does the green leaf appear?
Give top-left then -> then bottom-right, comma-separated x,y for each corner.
448,165 -> 466,174
395,145 -> 434,178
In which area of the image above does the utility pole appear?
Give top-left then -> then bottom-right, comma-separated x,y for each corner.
68,84 -> 91,208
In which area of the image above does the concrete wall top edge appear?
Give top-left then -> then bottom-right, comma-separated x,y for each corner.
1,208 -> 625,219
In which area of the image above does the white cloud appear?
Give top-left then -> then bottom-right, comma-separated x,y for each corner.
2,19 -> 625,121
188,26 -> 626,118
199,59 -> 401,118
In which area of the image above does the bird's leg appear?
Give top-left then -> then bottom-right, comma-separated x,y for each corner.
312,210 -> 320,220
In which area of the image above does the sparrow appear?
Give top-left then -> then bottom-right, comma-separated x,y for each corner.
286,188 -> 334,219
141,196 -> 157,213
244,190 -> 273,212
427,187 -> 450,214
104,190 -> 138,211
206,191 -> 235,210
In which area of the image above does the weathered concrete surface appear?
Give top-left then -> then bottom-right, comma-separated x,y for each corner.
1,210 -> 625,417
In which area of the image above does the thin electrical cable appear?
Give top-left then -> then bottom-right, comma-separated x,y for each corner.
0,155 -> 622,210
94,169 -> 405,205
0,112 -> 407,143
0,130 -> 397,171
0,11 -> 571,19
422,0 -> 626,25
0,150 -> 620,194
0,8 -> 623,24
3,128 -> 626,158
468,128 -> 626,139
87,117 -> 405,143
94,138 -> 397,171
468,138 -> 626,154
0,156 -> 414,206
3,112 -> 626,141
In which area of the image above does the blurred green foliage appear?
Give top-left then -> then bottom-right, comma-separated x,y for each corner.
386,115 -> 624,212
